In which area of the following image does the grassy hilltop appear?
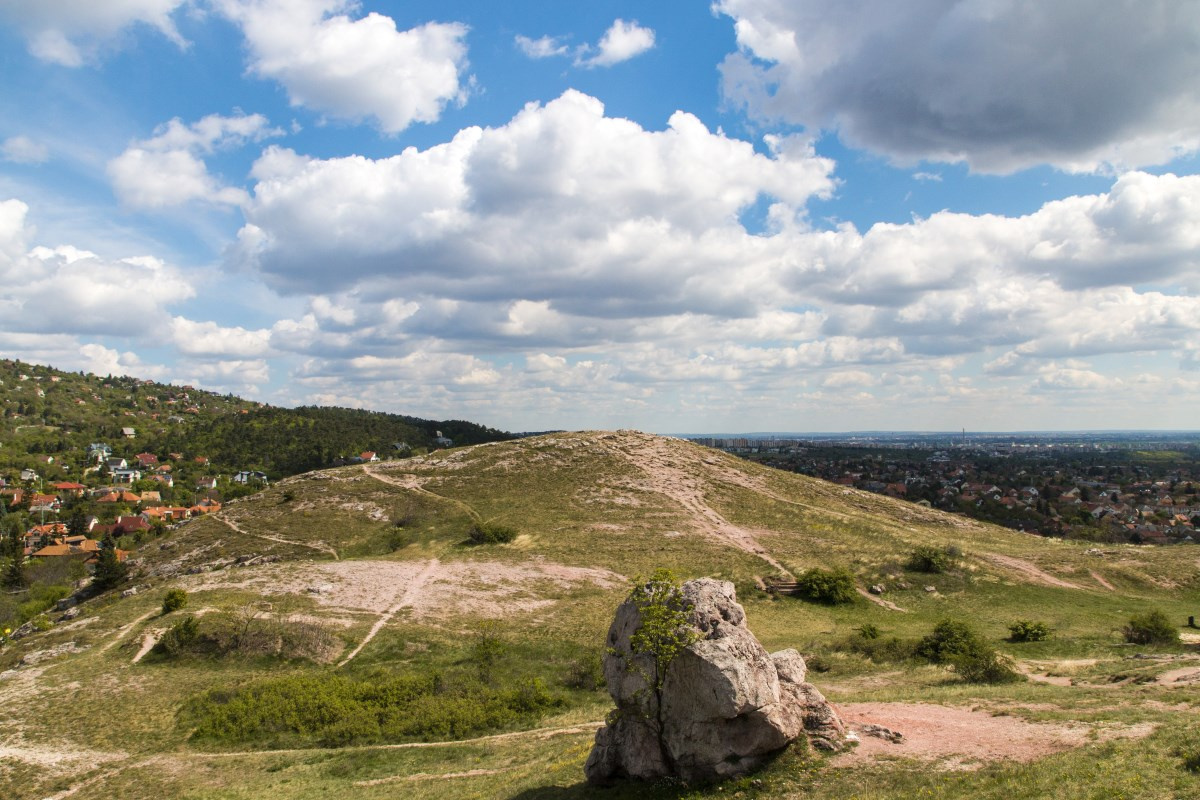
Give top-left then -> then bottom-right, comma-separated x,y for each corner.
1,430 -> 1198,799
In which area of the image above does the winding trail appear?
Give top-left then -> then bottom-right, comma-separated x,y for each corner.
98,610 -> 157,654
337,558 -> 441,667
982,553 -> 1082,589
214,514 -> 339,560
362,463 -> 482,521
611,435 -> 790,575
856,587 -> 908,612
130,630 -> 162,664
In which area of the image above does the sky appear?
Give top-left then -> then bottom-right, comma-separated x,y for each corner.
1,1 -> 1198,434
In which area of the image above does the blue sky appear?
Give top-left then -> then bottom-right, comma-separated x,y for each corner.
1,1 -> 1198,433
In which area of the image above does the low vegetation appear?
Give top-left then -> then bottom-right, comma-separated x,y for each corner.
1008,619 -> 1052,642
915,619 -> 1022,684
467,520 -> 518,544
906,544 -> 959,573
794,566 -> 858,605
1123,608 -> 1181,645
183,671 -> 563,749
147,609 -> 338,663
161,588 -> 188,614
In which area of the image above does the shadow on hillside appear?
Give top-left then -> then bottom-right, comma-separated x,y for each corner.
507,783 -> 694,800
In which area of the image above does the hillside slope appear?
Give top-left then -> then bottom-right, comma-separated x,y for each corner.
1,431 -> 1198,800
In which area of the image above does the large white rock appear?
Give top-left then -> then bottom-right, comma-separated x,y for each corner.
585,578 -> 845,784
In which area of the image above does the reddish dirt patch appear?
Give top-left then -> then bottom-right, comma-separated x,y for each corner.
982,554 -> 1083,589
833,703 -> 1153,769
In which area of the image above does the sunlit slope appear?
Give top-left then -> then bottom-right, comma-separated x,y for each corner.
3,430 -> 1198,800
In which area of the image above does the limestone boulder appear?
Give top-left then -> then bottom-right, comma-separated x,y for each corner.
585,577 -> 846,784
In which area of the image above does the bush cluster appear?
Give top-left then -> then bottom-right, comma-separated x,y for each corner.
916,619 -> 1022,684
162,588 -> 188,614
794,567 -> 857,605
1008,619 -> 1051,642
468,521 -> 518,544
564,650 -> 606,691
184,671 -> 562,748
1123,609 -> 1180,645
906,545 -> 954,574
148,610 -> 337,663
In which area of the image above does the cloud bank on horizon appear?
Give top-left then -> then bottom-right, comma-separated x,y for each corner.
0,0 -> 1198,432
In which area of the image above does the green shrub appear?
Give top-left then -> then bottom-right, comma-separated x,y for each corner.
184,671 -> 563,748
564,650 -> 606,691
794,567 -> 857,605
916,618 -> 1021,684
151,615 -> 201,658
948,649 -> 1022,684
906,545 -> 952,573
1123,609 -> 1180,645
845,634 -> 916,664
856,623 -> 880,640
471,620 -> 507,682
1008,619 -> 1051,642
162,588 -> 188,614
467,521 -> 517,544
915,619 -> 980,663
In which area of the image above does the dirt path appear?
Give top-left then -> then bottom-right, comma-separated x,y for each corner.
362,463 -> 481,521
1157,665 -> 1200,685
187,722 -> 603,759
611,435 -> 790,575
1089,570 -> 1116,591
98,610 -> 157,654
131,630 -> 162,664
354,767 -> 515,786
856,587 -> 908,612
834,702 -> 1154,769
337,558 -> 441,667
214,514 -> 339,560
981,553 -> 1083,589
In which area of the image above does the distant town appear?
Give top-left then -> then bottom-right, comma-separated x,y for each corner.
686,431 -> 1200,545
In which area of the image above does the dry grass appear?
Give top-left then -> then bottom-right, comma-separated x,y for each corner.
3,431 -> 1198,800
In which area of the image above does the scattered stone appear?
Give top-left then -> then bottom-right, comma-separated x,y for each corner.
20,642 -> 85,666
307,583 -> 335,595
55,596 -> 77,611
121,587 -> 138,598
58,608 -> 80,621
924,586 -> 937,593
9,621 -> 37,641
585,578 -> 846,785
896,581 -> 911,590
869,584 -> 885,595
859,723 -> 904,743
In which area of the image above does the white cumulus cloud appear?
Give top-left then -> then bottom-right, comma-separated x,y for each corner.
715,0 -> 1200,173
515,34 -> 568,59
215,0 -> 470,133
577,18 -> 655,68
108,112 -> 280,209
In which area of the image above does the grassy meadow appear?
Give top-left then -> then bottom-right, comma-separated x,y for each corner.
1,431 -> 1197,799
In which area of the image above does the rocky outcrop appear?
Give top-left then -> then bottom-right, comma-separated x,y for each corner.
585,578 -> 845,784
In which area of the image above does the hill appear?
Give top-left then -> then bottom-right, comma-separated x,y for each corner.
1,430 -> 1198,799
0,357 -> 512,483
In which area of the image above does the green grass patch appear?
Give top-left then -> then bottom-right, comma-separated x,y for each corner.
183,670 -> 564,749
